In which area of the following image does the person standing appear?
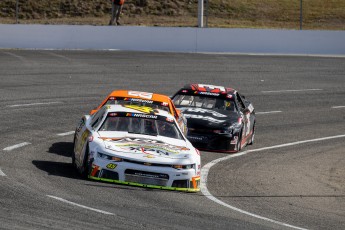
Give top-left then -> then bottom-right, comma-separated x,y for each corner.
109,0 -> 125,25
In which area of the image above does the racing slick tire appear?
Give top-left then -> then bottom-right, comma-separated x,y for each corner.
71,134 -> 77,168
81,145 -> 90,179
236,128 -> 243,152
248,123 -> 255,145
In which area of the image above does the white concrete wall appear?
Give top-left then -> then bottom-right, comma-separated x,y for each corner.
0,24 -> 344,55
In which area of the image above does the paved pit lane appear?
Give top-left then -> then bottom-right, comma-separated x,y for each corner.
0,50 -> 344,230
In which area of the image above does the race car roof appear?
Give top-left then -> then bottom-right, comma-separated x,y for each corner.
175,84 -> 236,99
106,90 -> 172,103
186,84 -> 235,94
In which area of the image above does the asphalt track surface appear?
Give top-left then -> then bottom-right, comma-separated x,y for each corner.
0,50 -> 344,230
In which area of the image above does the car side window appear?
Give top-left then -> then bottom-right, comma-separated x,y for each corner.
235,93 -> 246,111
91,108 -> 106,130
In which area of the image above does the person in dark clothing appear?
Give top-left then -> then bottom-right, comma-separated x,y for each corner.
109,0 -> 125,25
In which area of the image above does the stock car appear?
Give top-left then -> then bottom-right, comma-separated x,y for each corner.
90,90 -> 187,135
171,83 -> 256,153
72,104 -> 201,192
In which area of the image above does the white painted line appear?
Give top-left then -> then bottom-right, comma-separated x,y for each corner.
262,89 -> 322,93
332,106 -> 345,109
47,195 -> 115,215
201,134 -> 345,230
57,131 -> 75,136
0,168 -> 6,176
256,111 -> 282,115
3,142 -> 31,151
7,101 -> 62,108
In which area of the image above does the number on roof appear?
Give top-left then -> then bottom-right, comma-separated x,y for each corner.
128,91 -> 153,99
198,84 -> 226,92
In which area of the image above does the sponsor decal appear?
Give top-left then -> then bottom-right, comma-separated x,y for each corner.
124,105 -> 155,114
184,114 -> 226,124
124,112 -> 158,119
161,102 -> 168,106
129,98 -> 154,104
198,92 -> 220,96
132,113 -> 157,119
181,108 -> 227,118
102,137 -> 190,155
106,163 -> 117,169
188,136 -> 203,141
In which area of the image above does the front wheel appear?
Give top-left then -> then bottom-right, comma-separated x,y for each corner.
236,129 -> 243,152
72,134 -> 77,168
80,145 -> 90,179
248,123 -> 255,145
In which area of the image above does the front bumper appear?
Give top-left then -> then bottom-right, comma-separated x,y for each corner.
88,158 -> 200,192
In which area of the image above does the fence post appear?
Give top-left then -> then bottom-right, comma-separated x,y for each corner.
198,0 -> 204,28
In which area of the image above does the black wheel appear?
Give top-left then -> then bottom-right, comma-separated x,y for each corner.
81,145 -> 90,179
236,129 -> 243,152
71,134 -> 77,168
248,123 -> 255,145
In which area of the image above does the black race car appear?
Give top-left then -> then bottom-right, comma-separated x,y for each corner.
171,84 -> 255,152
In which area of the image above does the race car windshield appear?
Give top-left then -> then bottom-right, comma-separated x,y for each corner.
99,116 -> 183,140
105,98 -> 170,112
173,94 -> 237,112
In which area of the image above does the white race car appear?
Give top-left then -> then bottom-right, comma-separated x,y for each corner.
72,104 -> 201,192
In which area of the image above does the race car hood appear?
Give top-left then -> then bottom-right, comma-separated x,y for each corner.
96,133 -> 195,164
179,107 -> 239,129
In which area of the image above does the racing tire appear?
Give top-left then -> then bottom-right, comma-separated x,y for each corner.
236,129 -> 243,152
248,123 -> 255,145
81,145 -> 90,179
71,134 -> 77,168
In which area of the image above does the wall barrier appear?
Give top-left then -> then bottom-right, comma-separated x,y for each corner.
0,24 -> 344,55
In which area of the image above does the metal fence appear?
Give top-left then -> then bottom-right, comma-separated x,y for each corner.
0,0 -> 344,30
